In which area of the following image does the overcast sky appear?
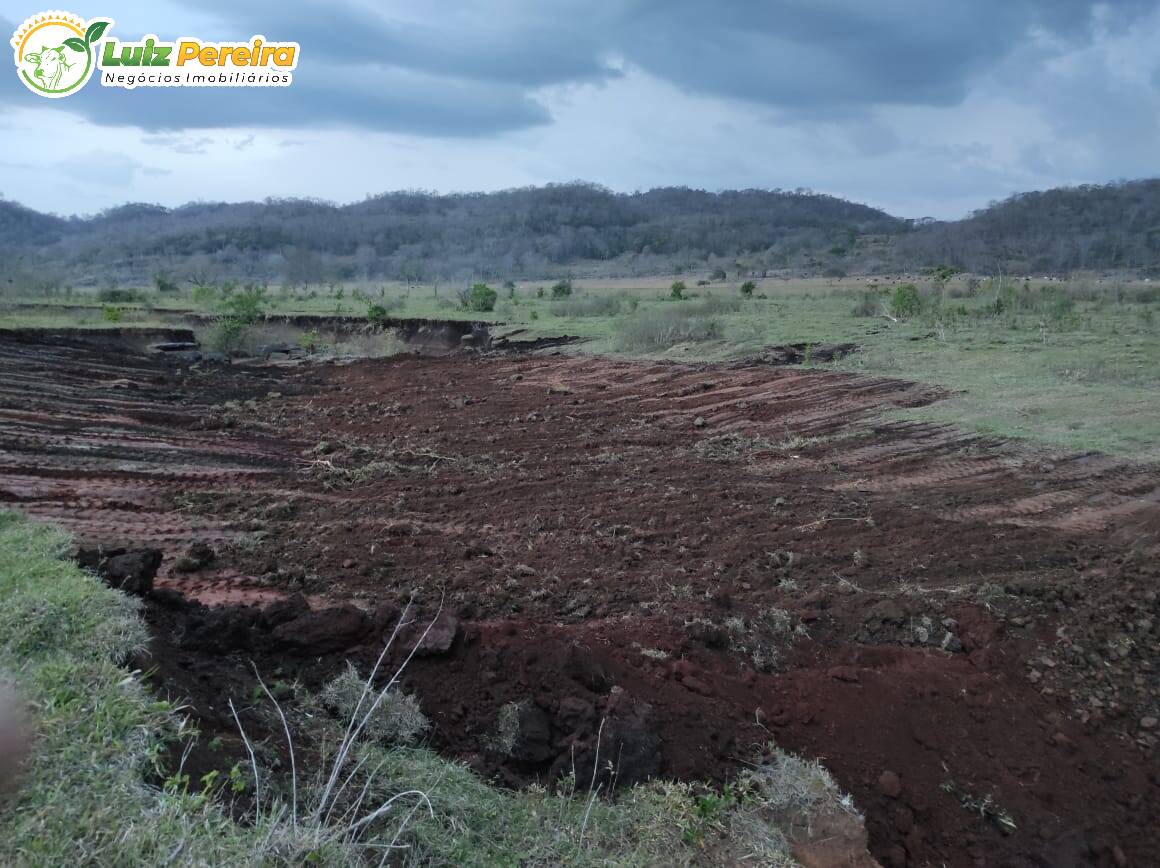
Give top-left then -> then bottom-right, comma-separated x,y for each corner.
2,0 -> 1158,219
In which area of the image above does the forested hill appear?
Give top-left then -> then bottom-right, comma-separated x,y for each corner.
1,179 -> 1158,288
897,179 -> 1160,275
0,185 -> 901,286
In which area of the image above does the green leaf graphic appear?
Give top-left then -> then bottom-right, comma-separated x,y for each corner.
85,21 -> 109,44
63,37 -> 87,52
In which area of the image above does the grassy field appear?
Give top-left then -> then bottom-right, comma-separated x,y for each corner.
3,273 -> 1158,460
0,509 -> 858,865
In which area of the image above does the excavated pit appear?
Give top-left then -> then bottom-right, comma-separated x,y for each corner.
1,329 -> 1157,867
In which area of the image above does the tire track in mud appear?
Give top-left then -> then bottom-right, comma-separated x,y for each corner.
0,335 -> 299,557
508,357 -> 1157,547
1,334 -> 1157,867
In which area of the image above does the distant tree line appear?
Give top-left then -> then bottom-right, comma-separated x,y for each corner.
1,179 -> 1157,291
896,179 -> 1160,276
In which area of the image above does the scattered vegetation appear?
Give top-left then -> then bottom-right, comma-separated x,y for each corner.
692,432 -> 779,461
724,608 -> 798,672
551,294 -> 623,317
96,287 -> 140,304
617,306 -> 721,351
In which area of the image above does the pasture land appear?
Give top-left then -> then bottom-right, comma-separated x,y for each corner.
5,273 -> 1158,459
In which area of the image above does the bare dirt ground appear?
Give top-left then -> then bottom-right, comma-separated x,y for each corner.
1,331 -> 1157,867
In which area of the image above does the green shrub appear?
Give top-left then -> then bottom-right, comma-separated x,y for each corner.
298,329 -> 322,352
990,281 -> 1019,315
740,280 -> 756,298
191,284 -> 219,307
1044,288 -> 1075,320
852,290 -> 882,317
153,274 -> 179,294
100,304 -> 124,323
97,287 -> 139,304
367,297 -> 404,327
204,318 -> 249,354
218,284 -> 267,325
550,279 -> 573,299
366,302 -> 390,328
670,281 -> 687,300
889,283 -> 923,319
464,282 -> 498,312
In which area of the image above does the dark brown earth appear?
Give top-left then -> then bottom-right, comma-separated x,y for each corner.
1,330 -> 1157,867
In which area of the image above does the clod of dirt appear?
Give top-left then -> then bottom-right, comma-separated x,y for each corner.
877,770 -> 902,799
508,703 -> 554,765
77,546 -> 162,596
172,541 -> 216,573
865,599 -> 907,626
790,802 -> 881,868
416,612 -> 460,656
258,593 -> 310,629
176,605 -> 261,654
270,605 -> 372,653
565,690 -> 662,789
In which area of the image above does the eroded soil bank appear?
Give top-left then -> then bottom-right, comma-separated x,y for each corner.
1,330 -> 1157,866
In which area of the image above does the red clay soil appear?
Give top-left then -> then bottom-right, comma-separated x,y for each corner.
1,331 -> 1158,867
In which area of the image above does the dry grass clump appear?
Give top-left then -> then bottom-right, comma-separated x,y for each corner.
488,700 -> 526,755
551,295 -> 625,317
725,608 -> 798,672
320,663 -> 430,745
616,295 -> 744,350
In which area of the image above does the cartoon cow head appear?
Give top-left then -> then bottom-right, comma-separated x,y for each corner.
25,45 -> 72,91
